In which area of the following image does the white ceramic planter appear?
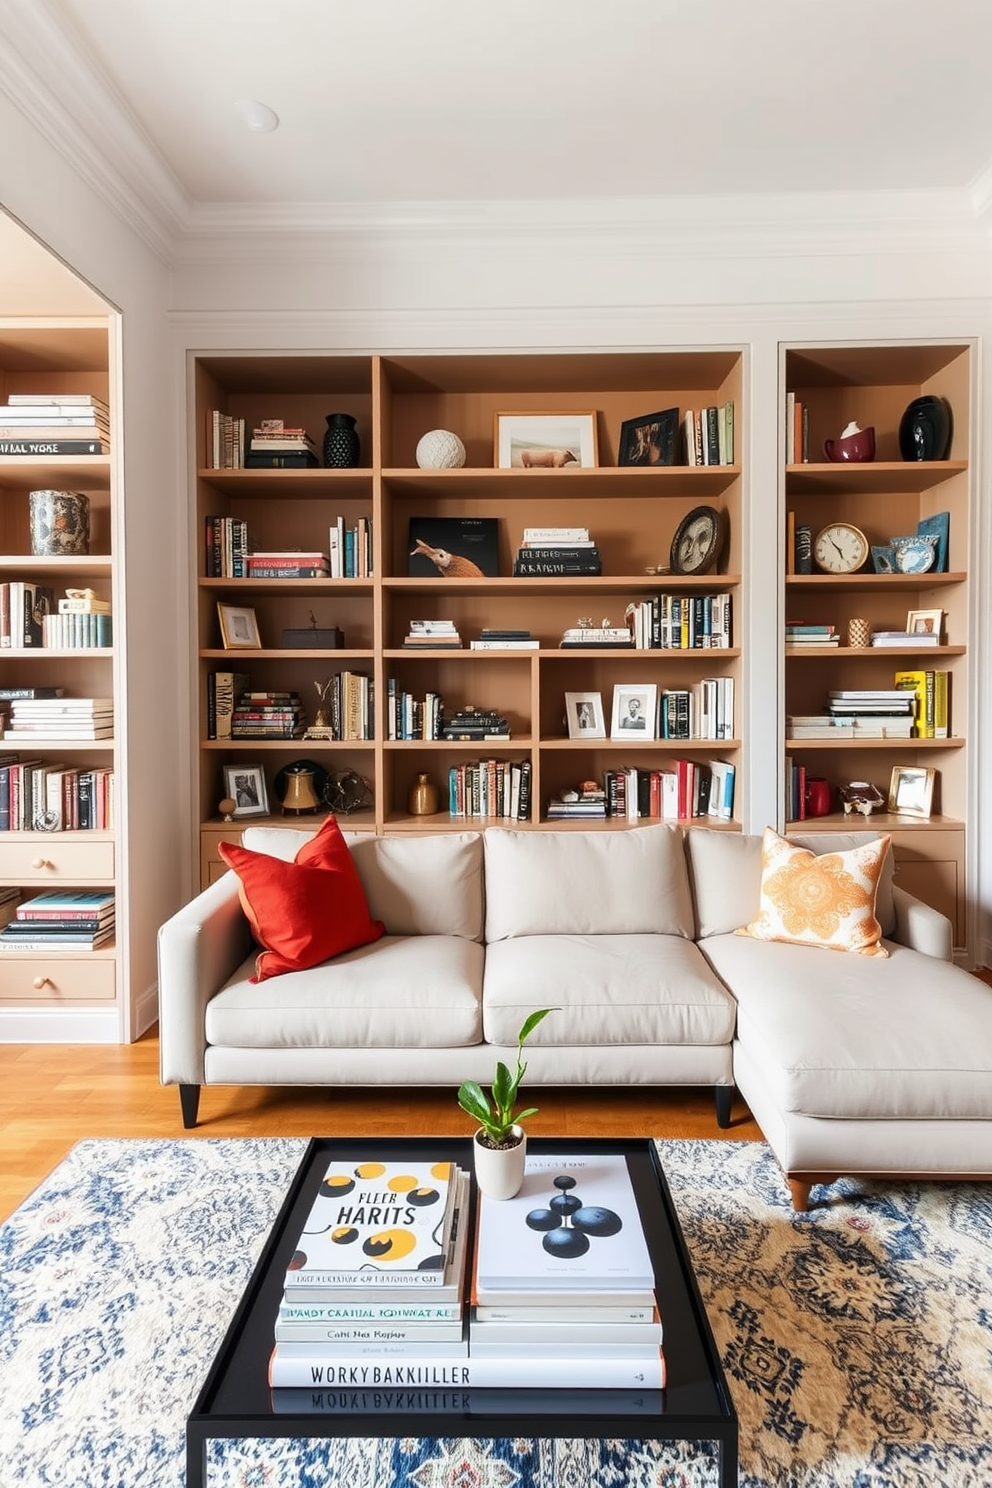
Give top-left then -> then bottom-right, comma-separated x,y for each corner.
473,1125 -> 527,1200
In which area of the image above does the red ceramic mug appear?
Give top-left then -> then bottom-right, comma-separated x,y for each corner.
805,778 -> 833,816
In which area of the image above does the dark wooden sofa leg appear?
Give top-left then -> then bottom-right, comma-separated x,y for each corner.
179,1084 -> 201,1129
715,1085 -> 734,1129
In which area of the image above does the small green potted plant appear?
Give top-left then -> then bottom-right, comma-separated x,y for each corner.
458,1007 -> 557,1199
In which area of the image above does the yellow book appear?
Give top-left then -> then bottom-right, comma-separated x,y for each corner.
893,670 -> 931,738
933,669 -> 949,739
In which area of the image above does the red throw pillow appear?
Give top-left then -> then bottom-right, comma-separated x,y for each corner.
218,816 -> 384,981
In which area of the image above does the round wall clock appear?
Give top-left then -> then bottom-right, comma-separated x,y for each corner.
812,522 -> 870,574
670,505 -> 725,576
892,535 -> 936,574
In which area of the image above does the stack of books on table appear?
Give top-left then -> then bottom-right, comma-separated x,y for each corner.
403,620 -> 463,649
268,1156 -> 472,1389
247,550 -> 330,579
469,1152 -> 665,1388
0,392 -> 110,454
245,420 -> 319,468
512,528 -> 602,577
826,690 -> 916,739
3,697 -> 113,741
0,890 -> 115,951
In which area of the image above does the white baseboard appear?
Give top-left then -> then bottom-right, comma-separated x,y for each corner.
0,1006 -> 120,1043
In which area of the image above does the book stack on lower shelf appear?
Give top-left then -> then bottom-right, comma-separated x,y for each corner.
403,620 -> 463,650
268,1156 -> 470,1389
469,1152 -> 665,1389
2,696 -> 113,741
0,890 -> 115,951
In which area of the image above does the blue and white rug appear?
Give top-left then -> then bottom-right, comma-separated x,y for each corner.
0,1137 -> 989,1487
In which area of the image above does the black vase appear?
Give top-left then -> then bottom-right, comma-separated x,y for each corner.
898,395 -> 952,462
323,412 -> 360,468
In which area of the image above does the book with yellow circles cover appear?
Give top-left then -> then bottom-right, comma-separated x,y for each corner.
284,1158 -> 461,1291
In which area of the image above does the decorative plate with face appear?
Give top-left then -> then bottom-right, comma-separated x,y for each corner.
670,506 -> 725,576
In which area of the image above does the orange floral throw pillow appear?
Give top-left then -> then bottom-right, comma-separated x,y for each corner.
735,826 -> 891,958
218,816 -> 385,981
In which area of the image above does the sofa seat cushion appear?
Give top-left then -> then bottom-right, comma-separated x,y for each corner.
701,932 -> 992,1120
204,934 -> 484,1049
483,934 -> 737,1046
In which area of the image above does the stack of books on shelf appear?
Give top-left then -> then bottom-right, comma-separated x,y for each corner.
448,759 -> 530,820
627,594 -> 732,651
247,550 -> 330,579
231,690 -> 307,740
207,411 -> 246,469
785,623 -> 839,647
683,402 -> 734,466
0,890 -> 115,952
512,528 -> 602,577
559,624 -> 634,650
871,629 -> 941,648
440,707 -> 510,743
469,629 -> 539,650
245,419 -> 319,468
1,581 -> 56,648
268,1156 -> 471,1389
0,758 -> 113,831
403,620 -> 463,650
787,714 -> 857,740
329,516 -> 372,578
893,670 -> 950,739
3,696 -> 113,741
43,591 -> 112,650
826,689 -> 917,739
0,392 -> 110,455
469,1152 -> 665,1389
207,670 -> 251,740
546,783 -> 607,820
386,682 -> 444,741
205,515 -> 249,577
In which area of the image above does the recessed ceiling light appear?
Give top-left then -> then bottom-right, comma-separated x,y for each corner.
235,100 -> 280,134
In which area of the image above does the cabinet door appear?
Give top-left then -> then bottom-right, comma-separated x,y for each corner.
889,829 -> 964,948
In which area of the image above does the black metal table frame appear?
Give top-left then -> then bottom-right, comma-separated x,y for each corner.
187,1136 -> 737,1488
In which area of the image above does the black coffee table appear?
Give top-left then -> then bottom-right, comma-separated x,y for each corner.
187,1136 -> 738,1487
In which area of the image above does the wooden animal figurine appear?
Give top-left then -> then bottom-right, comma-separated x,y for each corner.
410,538 -> 484,577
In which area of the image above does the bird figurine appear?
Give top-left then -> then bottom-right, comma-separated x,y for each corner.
410,538 -> 484,578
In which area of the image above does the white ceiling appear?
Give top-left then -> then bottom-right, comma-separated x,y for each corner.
15,0 -> 992,211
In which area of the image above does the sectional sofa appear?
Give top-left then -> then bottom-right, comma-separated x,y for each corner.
157,821 -> 992,1209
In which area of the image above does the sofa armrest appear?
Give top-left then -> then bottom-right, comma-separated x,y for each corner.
890,883 -> 953,961
157,870 -> 254,1085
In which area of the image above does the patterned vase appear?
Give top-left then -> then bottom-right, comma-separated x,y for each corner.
898,395 -> 952,462
28,489 -> 90,556
322,412 -> 360,468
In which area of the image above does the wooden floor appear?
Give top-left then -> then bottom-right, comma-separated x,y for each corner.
0,1029 -> 763,1223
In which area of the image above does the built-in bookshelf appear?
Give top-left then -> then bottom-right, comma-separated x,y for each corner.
191,352 -> 745,884
781,342 -> 972,945
0,316 -> 121,1008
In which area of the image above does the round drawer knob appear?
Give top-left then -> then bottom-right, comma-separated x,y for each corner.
33,976 -> 52,990
31,857 -> 51,869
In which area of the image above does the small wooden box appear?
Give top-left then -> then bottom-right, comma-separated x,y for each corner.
281,627 -> 344,648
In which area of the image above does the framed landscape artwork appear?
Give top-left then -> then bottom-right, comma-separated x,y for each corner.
565,690 -> 606,739
495,412 -> 598,470
610,683 -> 658,740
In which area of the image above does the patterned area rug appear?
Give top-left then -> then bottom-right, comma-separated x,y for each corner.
0,1137 -> 989,1487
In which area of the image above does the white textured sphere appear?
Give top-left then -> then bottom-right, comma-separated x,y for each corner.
416,429 -> 466,469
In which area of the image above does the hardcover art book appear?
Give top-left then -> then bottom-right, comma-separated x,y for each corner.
285,1158 -> 459,1289
474,1153 -> 654,1297
408,517 -> 499,578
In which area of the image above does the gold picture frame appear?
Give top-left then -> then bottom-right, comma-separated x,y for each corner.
906,608 -> 944,640
217,602 -> 261,649
494,411 -> 598,470
887,765 -> 935,818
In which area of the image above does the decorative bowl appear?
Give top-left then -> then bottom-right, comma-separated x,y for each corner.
823,425 -> 875,463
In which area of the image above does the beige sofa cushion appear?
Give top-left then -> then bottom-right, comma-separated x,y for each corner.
685,827 -> 896,940
702,931 -> 992,1120
484,824 -> 694,941
483,934 -> 736,1046
204,933 -> 484,1049
242,827 -> 484,940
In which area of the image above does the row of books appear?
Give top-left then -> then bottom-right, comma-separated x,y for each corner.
385,683 -> 444,741
784,396 -> 810,466
659,679 -> 734,741
39,611 -> 112,649
625,593 -> 733,651
684,402 -> 735,467
2,696 -> 113,742
0,759 -> 115,831
0,392 -> 109,455
268,1151 -> 664,1392
788,676 -> 949,740
0,890 -> 115,951
447,759 -> 531,820
548,761 -> 734,822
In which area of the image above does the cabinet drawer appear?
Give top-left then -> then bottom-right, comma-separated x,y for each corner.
0,838 -> 115,883
0,955 -> 117,1001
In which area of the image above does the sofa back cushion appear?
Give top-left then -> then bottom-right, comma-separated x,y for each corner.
484,824 -> 694,941
685,825 -> 896,939
241,827 -> 484,940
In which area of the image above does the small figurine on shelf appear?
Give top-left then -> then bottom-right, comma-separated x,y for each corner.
839,781 -> 885,817
302,678 -> 335,741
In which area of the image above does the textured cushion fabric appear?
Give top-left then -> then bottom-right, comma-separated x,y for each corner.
204,934 -> 485,1049
218,816 -> 384,981
483,824 -> 694,941
734,827 -> 890,957
483,934 -> 737,1046
346,832 -> 484,940
702,930 -> 992,1120
685,826 -> 896,940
